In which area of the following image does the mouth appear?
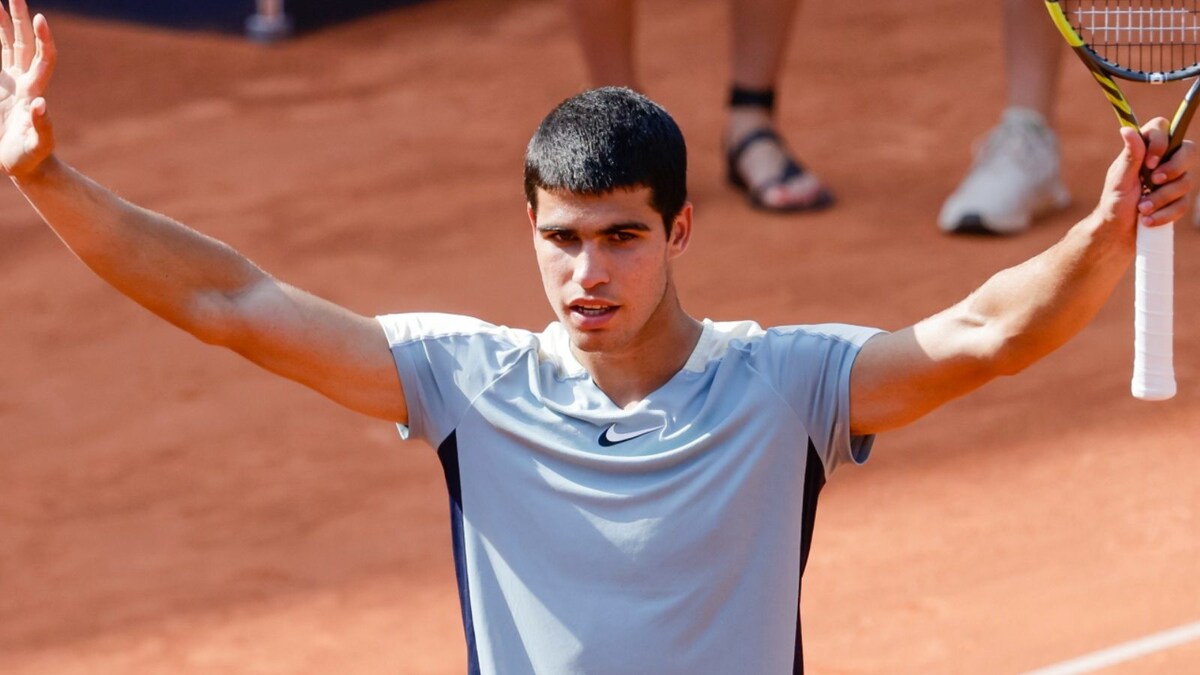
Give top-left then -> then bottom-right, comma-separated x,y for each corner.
568,301 -> 619,326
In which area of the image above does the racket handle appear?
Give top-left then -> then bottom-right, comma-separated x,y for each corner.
1132,222 -> 1176,400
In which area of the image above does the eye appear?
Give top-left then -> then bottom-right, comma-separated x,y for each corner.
610,231 -> 638,243
544,230 -> 576,244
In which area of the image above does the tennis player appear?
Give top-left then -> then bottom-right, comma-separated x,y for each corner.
2,2 -> 1193,673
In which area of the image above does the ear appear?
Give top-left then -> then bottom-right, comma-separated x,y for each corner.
527,202 -> 538,233
666,202 -> 693,259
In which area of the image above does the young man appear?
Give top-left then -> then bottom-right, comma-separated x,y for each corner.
3,2 -> 1193,673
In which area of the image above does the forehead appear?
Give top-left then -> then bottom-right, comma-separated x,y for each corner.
534,186 -> 658,229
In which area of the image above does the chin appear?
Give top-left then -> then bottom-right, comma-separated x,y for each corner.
566,331 -> 607,352
565,327 -> 624,354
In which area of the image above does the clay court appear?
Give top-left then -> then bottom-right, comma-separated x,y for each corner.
1,0 -> 1197,672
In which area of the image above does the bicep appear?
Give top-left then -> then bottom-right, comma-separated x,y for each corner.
209,279 -> 408,423
849,306 -> 1004,435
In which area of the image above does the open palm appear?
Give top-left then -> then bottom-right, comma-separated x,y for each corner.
0,0 -> 55,177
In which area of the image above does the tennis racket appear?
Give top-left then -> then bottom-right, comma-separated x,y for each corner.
1045,0 -> 1200,400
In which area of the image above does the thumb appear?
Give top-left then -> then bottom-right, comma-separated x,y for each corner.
13,96 -> 55,177
1106,125 -> 1146,190
1095,125 -> 1149,224
24,97 -> 51,150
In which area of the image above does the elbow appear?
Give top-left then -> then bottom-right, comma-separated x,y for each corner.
949,298 -> 1050,379
945,314 -> 1033,381
977,326 -> 1049,378
179,294 -> 244,348
177,281 -> 270,349
132,261 -> 274,351
990,344 -> 1035,377
187,277 -> 291,355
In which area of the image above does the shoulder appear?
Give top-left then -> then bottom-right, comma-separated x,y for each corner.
375,312 -> 535,348
376,313 -> 587,379
764,323 -> 883,349
692,320 -> 880,361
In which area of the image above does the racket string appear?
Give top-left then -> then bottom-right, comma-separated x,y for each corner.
1065,0 -> 1200,73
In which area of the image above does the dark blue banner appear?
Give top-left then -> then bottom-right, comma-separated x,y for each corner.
36,0 -> 429,37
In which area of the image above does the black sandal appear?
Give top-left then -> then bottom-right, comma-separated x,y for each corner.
726,86 -> 834,213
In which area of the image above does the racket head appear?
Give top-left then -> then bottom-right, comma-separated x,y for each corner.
1046,1 -> 1200,82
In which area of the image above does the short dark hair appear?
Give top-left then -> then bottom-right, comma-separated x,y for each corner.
524,87 -> 688,233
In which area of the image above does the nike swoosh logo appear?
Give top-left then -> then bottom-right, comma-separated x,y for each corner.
598,424 -> 663,447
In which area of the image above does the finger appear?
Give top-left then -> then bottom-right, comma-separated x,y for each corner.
10,0 -> 32,70
1148,139 -> 1196,185
1138,194 -> 1188,227
28,13 -> 53,92
1137,175 -> 1192,220
0,3 -> 13,71
1140,117 -> 1170,170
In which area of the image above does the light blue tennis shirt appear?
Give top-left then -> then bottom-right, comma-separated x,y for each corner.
377,313 -> 881,675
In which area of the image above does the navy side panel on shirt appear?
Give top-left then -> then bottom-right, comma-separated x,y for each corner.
793,440 -> 827,674
436,431 -> 480,675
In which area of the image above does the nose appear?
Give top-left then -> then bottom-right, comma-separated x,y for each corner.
572,244 -> 609,290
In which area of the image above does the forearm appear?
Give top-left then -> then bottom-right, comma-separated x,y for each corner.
852,123 -> 1191,434
939,213 -> 1134,375
12,155 -> 267,340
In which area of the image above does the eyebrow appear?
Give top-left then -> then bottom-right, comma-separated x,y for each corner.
536,221 -> 653,234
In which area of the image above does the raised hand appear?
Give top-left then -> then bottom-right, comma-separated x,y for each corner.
0,0 -> 55,179
1095,118 -> 1195,231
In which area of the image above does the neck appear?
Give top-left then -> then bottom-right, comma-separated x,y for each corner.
571,292 -> 703,409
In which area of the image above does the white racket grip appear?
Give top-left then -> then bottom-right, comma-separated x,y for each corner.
1132,222 -> 1176,400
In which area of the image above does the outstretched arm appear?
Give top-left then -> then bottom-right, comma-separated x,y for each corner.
850,120 -> 1194,435
3,2 -> 407,423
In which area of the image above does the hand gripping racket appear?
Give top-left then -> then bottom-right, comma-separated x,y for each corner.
1045,0 -> 1200,400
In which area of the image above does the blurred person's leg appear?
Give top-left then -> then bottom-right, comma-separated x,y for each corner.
727,0 -> 831,211
564,0 -> 641,90
940,0 -> 1070,235
1004,0 -> 1061,121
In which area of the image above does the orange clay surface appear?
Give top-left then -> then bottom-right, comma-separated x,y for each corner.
1,1 -> 1198,673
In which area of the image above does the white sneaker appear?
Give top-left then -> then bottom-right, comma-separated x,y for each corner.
939,108 -> 1071,235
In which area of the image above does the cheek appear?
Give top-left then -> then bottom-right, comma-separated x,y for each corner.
626,250 -> 668,284
535,249 -> 570,289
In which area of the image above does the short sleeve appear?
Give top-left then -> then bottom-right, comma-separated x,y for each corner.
758,324 -> 884,478
375,313 -> 532,446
